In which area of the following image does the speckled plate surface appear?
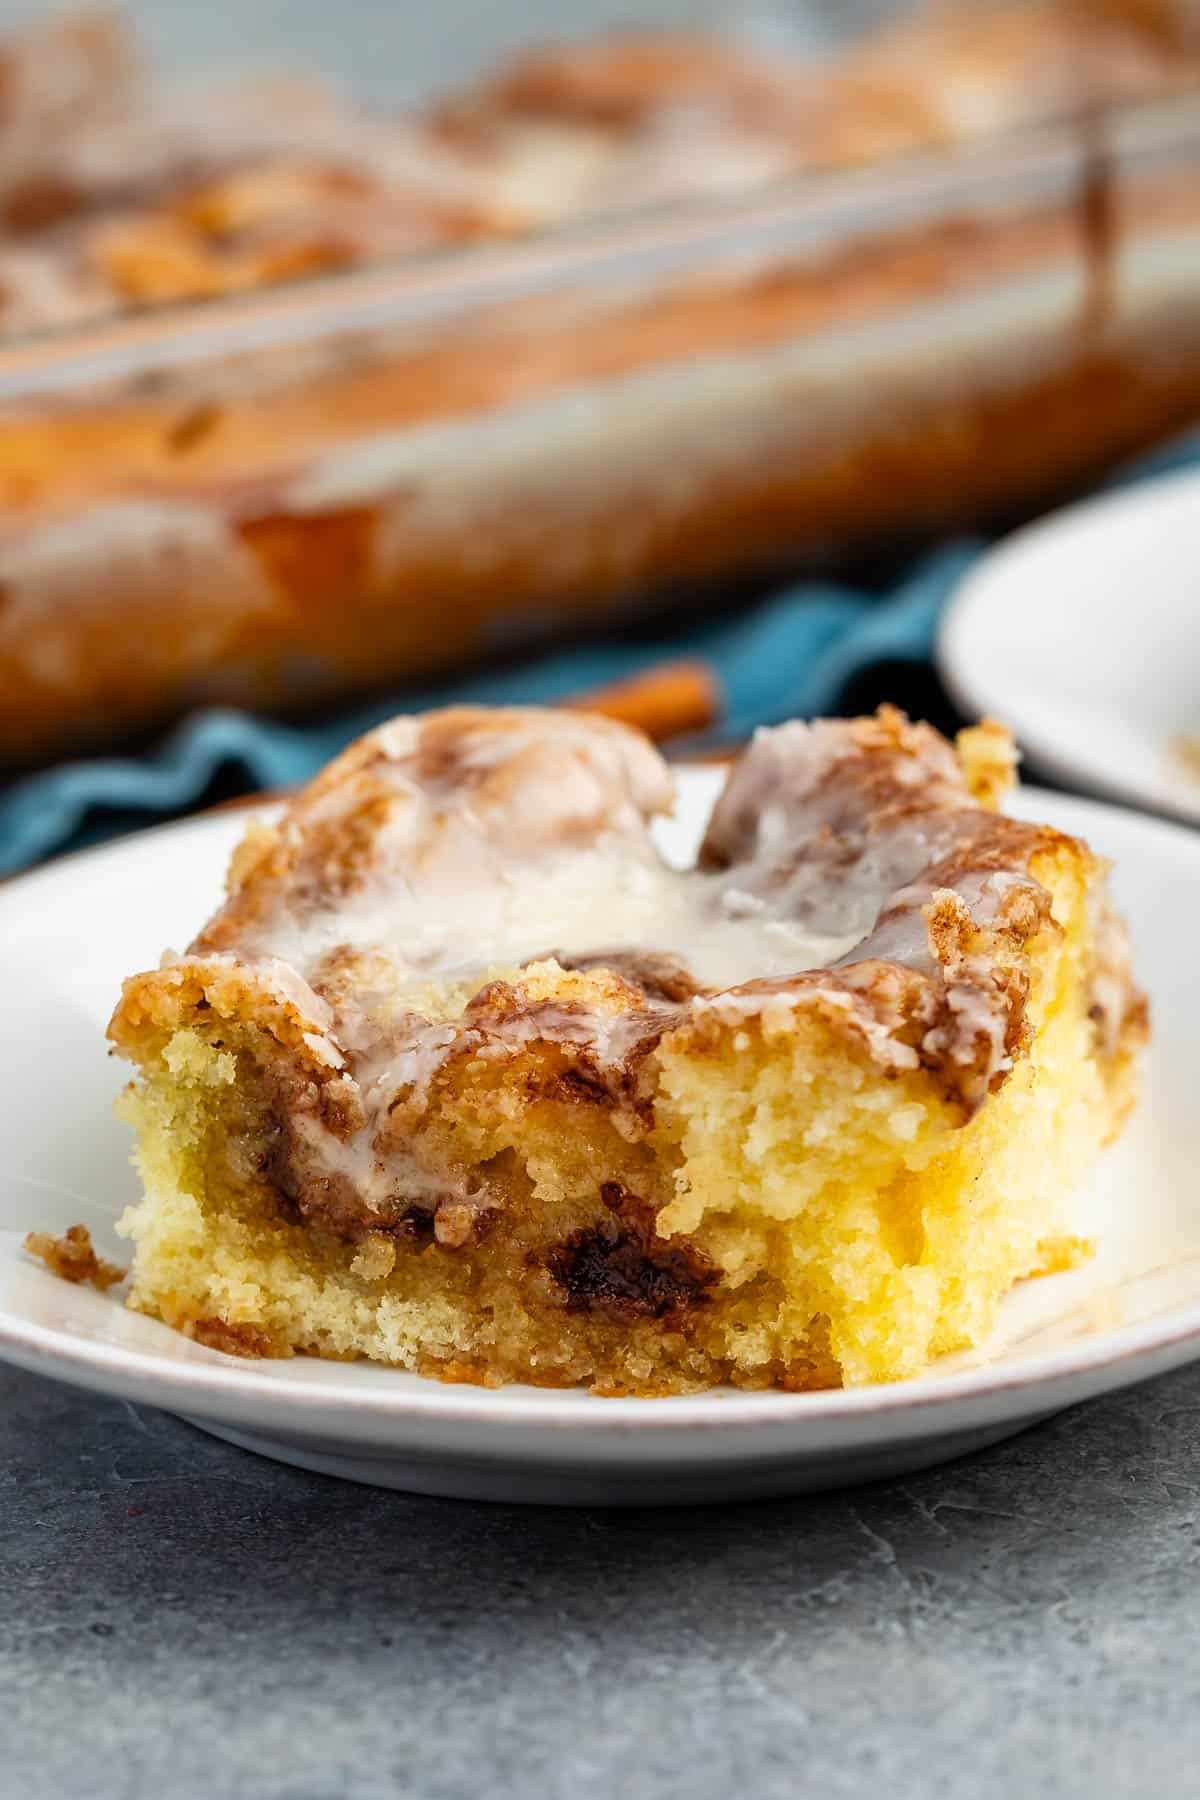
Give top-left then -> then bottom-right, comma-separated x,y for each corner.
0,773 -> 1196,1505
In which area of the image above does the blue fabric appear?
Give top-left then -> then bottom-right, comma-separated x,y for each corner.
2,425 -> 1198,875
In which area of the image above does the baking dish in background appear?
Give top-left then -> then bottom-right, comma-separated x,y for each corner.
2,3 -> 1200,766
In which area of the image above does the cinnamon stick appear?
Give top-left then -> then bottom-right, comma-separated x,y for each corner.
562,658 -> 721,744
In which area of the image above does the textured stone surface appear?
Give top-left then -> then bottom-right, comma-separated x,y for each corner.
5,1361 -> 1200,1800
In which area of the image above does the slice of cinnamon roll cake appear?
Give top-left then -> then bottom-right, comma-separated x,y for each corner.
106,705 -> 1145,1393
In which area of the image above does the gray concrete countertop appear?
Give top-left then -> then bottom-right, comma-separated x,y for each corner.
5,1359 -> 1199,1799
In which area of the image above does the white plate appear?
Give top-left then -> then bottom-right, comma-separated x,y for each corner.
0,773 -> 1197,1505
938,468 -> 1200,825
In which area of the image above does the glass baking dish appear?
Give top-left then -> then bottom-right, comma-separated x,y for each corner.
1,2 -> 1199,766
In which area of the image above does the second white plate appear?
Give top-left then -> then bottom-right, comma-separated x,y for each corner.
939,467 -> 1200,824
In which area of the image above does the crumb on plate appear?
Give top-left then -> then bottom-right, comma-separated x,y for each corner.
24,1224 -> 126,1292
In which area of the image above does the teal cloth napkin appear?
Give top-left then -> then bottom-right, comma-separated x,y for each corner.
2,426 -> 1196,876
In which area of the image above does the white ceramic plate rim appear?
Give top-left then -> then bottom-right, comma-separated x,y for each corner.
1,783 -> 1195,1439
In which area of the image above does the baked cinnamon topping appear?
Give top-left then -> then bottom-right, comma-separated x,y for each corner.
105,706 -> 1144,1392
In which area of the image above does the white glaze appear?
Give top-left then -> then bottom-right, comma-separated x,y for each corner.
221,713 -> 863,1003
144,710 -> 1104,1229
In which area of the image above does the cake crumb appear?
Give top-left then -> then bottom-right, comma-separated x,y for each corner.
956,717 -> 1019,809
23,1225 -> 126,1292
351,1234 -> 397,1280
189,1316 -> 289,1358
1171,735 -> 1200,783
